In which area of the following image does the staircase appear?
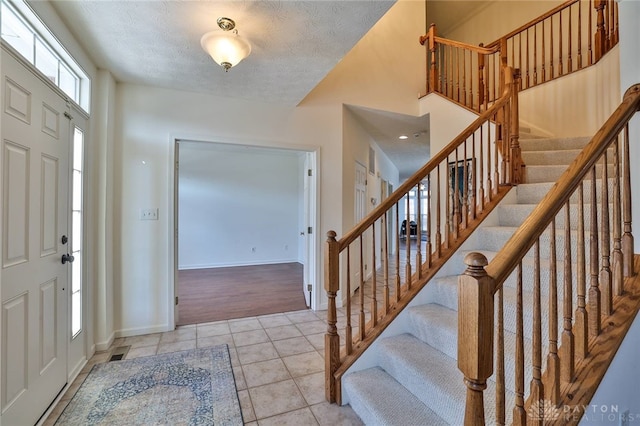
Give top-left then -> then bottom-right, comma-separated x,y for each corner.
343,135 -> 592,424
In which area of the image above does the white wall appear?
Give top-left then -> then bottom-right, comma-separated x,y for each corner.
178,142 -> 302,269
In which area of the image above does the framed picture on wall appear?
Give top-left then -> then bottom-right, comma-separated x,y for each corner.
369,147 -> 375,175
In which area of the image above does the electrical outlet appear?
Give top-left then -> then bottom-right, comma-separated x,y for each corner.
140,208 -> 158,220
307,284 -> 312,292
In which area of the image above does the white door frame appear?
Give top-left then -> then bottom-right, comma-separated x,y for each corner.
167,137 -> 320,326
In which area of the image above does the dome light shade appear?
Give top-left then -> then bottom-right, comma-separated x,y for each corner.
201,18 -> 251,72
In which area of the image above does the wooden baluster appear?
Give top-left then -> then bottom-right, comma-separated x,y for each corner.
463,49 -> 467,107
496,285 -> 505,426
562,201 -> 575,383
550,15 -> 555,79
530,240 -> 545,425
470,134 -> 477,221
588,0 -> 594,65
383,212 -> 390,315
525,28 -> 531,89
594,0 -> 606,61
612,137 -> 623,297
447,46 -> 455,99
477,129 -> 484,213
600,150 -> 612,316
462,141 -> 469,229
518,34 -> 523,90
510,70 -> 522,184
605,0 -> 611,50
622,124 -> 635,277
513,262 -> 526,426
416,182 -> 423,279
458,252 -> 493,426
359,235 -> 366,341
426,174 -> 432,268
486,121 -> 493,202
533,24 -> 538,85
575,182 -> 589,359
578,0 -> 583,69
325,231 -> 340,403
405,195 -> 412,289
371,223 -> 378,327
493,110 -> 500,191
446,159 -> 452,248
456,48 -> 461,103
429,24 -> 437,93
395,203 -> 401,302
612,2 -> 620,45
478,47 -> 485,111
345,246 -> 352,355
589,166 -> 601,337
436,164 -> 443,258
548,219 -> 560,404
541,20 -> 546,83
559,9 -> 564,76
568,3 -> 573,72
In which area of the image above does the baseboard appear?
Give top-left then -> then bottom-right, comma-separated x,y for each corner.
115,323 -> 173,338
95,331 -> 116,352
179,259 -> 300,270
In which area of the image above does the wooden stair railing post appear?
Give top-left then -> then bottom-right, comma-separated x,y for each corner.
594,0 -> 606,61
324,231 -> 341,403
509,68 -> 523,184
429,24 -> 438,93
458,252 -> 494,426
478,44 -> 486,110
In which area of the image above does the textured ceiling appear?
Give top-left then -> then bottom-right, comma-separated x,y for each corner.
48,0 -> 395,106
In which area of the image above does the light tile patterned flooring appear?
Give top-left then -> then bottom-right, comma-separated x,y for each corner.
45,309 -> 363,426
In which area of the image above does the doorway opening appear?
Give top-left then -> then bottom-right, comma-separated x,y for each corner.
170,140 -> 318,326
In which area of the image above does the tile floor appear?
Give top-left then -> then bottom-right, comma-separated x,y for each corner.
45,309 -> 363,426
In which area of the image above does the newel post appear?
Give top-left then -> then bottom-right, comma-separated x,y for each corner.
509,68 -> 523,184
324,231 -> 341,403
458,252 -> 494,426
428,23 -> 438,93
594,0 -> 606,61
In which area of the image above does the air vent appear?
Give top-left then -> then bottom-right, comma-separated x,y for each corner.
108,345 -> 131,362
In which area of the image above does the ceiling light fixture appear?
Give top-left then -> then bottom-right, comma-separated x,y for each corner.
398,135 -> 409,140
201,17 -> 251,72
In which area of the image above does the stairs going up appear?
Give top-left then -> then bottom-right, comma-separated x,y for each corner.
343,136 -> 592,425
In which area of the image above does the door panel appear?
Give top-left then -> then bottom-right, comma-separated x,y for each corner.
1,49 -> 69,425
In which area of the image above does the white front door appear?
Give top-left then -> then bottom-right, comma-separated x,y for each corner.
1,49 -> 70,425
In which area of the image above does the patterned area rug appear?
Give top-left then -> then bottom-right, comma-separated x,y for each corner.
55,345 -> 242,425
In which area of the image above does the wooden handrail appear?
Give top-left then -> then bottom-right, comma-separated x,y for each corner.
421,34 -> 499,56
485,1 -> 579,49
338,72 -> 514,251
459,84 -> 640,425
486,84 -> 640,286
325,65 -> 521,404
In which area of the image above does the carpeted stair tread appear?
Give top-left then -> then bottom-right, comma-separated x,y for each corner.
344,134 -> 600,425
343,367 -> 448,426
377,334 -> 466,424
407,304 -> 458,360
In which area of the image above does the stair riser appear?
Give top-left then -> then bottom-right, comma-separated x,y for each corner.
516,178 -> 617,204
525,164 -> 616,184
499,203 -> 617,230
519,137 -> 590,151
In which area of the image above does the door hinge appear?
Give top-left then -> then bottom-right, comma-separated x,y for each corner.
307,226 -> 312,234
308,169 -> 312,176
175,296 -> 179,305
64,111 -> 73,120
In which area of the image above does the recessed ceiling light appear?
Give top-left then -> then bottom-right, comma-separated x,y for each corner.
399,135 -> 409,140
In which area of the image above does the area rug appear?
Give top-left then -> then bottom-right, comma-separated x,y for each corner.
55,345 -> 243,425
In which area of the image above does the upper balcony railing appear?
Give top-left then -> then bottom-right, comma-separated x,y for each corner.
420,0 -> 619,112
